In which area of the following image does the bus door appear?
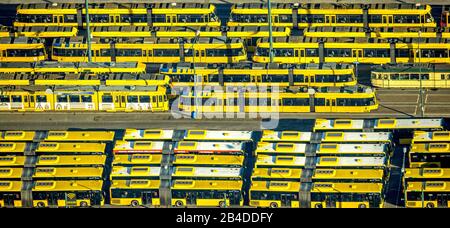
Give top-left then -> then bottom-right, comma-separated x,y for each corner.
325,197 -> 337,208
3,193 -> 16,207
382,15 -> 394,26
352,49 -> 363,62
325,15 -> 336,25
280,194 -> 290,207
437,194 -> 449,208
142,192 -> 153,205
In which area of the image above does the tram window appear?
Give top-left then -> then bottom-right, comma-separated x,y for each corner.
152,96 -> 157,103
69,95 -> 80,103
394,15 -> 420,24
262,75 -> 289,82
293,74 -> 304,82
314,98 -> 325,106
410,74 -> 429,80
120,14 -> 146,23
184,49 -> 194,57
306,49 -> 319,57
256,48 -> 269,56
421,49 -> 448,58
11,96 -> 22,103
396,49 -> 410,58
233,14 -> 267,23
369,15 -> 382,23
0,95 -> 10,102
336,15 -> 363,23
177,14 -> 204,23
36,96 -> 47,103
206,48 -> 243,57
54,48 -> 86,57
102,95 -> 113,103
154,49 -> 179,57
279,14 -> 293,23
151,14 -> 166,23
158,96 -> 163,102
64,15 -> 77,23
326,49 -> 351,57
282,98 -> 309,106
274,48 -> 294,57
139,96 -> 150,103
336,98 -> 374,106
16,14 -> 52,23
7,49 -> 42,57
89,14 -> 109,23
391,74 -> 410,80
223,75 -> 250,82
100,49 -> 111,56
81,95 -> 92,103
127,96 -> 138,103
116,49 -> 142,57
364,49 -> 389,58
208,75 -> 220,82
57,95 -> 68,103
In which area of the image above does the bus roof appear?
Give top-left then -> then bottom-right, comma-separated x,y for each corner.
256,142 -> 307,154
312,169 -> 384,180
113,140 -> 164,154
36,155 -> 106,166
111,166 -> 161,177
405,168 -> 450,179
113,154 -> 162,165
36,142 -> 106,154
256,155 -> 306,167
111,179 -> 161,189
171,180 -> 242,190
261,130 -> 312,142
316,143 -> 388,155
413,131 -> 450,143
45,131 -> 115,142
250,181 -> 300,192
123,129 -> 174,141
0,131 -> 35,141
184,130 -> 252,141
0,156 -> 26,167
0,181 -> 22,192
321,132 -> 392,143
374,119 -> 443,129
32,180 -> 103,191
314,119 -> 364,131
173,154 -> 244,166
0,142 -> 27,154
410,143 -> 450,153
0,167 -> 23,179
316,156 -> 386,167
32,167 -> 103,179
407,181 -> 450,192
174,141 -> 244,153
251,168 -> 302,180
172,167 -> 242,178
311,182 -> 383,193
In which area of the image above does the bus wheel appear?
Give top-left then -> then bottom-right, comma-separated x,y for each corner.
36,202 -> 45,208
80,201 -> 88,208
269,202 -> 278,208
175,200 -> 184,207
314,204 -> 323,208
131,200 -> 139,207
358,204 -> 367,208
426,203 -> 435,208
219,201 -> 226,208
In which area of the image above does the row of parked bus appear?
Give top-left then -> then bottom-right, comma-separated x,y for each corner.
403,130 -> 450,208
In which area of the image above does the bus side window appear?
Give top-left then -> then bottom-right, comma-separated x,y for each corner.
295,50 -> 299,57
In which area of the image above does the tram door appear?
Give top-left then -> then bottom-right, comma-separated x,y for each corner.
382,15 -> 394,26
326,98 -> 337,112
166,15 -> 177,25
437,194 -> 449,208
325,15 -> 336,25
53,15 -> 63,25
352,49 -> 363,62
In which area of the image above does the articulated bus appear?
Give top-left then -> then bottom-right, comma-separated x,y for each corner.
0,37 -> 46,62
0,131 -> 36,142
0,181 -> 23,207
172,166 -> 243,181
174,141 -> 245,155
178,87 -> 378,113
249,181 -> 300,208
409,143 -> 450,168
404,168 -> 450,182
110,166 -> 161,180
123,129 -> 174,141
260,130 -> 311,143
412,131 -> 450,143
36,155 -> 106,167
113,154 -> 162,166
0,168 -> 23,180
0,142 -> 28,155
312,169 -> 385,183
320,132 -> 393,144
183,130 -> 253,142
35,142 -> 106,155
253,37 -> 450,65
44,131 -> 115,142
0,86 -> 169,112
32,180 -> 104,207
171,179 -> 243,207
110,179 -> 160,207
371,64 -> 450,88
161,63 -> 357,88
405,181 -> 450,208
113,140 -> 165,154
228,3 -> 435,28
15,3 -> 220,27
51,37 -> 247,64
173,154 -> 244,167
32,167 -> 104,180
311,182 -> 384,208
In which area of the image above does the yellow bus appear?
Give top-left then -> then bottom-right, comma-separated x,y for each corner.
0,156 -> 26,167
371,64 -> 450,88
110,179 -> 160,207
161,63 -> 357,88
0,142 -> 27,155
123,129 -> 174,141
15,3 -> 220,27
405,181 -> 450,208
51,37 -> 247,64
36,142 -> 106,155
249,181 -> 300,208
228,3 -> 435,28
183,130 -> 253,142
251,168 -> 302,181
311,182 -> 384,208
255,142 -> 307,156
173,141 -> 245,155
255,155 -> 306,168
179,87 -> 378,113
312,169 -> 385,183
32,180 -> 104,207
36,155 -> 106,167
404,168 -> 450,182
0,181 -> 23,207
260,130 -> 311,143
412,131 -> 450,143
44,130 -> 115,142
0,37 -> 46,62
113,140 -> 165,154
171,179 -> 243,207
172,166 -> 243,181
110,166 -> 160,180
173,154 -> 244,167
409,143 -> 450,168
32,167 -> 104,180
0,168 -> 23,180
113,154 -> 162,166
0,131 -> 35,141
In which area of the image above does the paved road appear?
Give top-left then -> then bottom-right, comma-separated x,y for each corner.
1,0 -> 450,4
